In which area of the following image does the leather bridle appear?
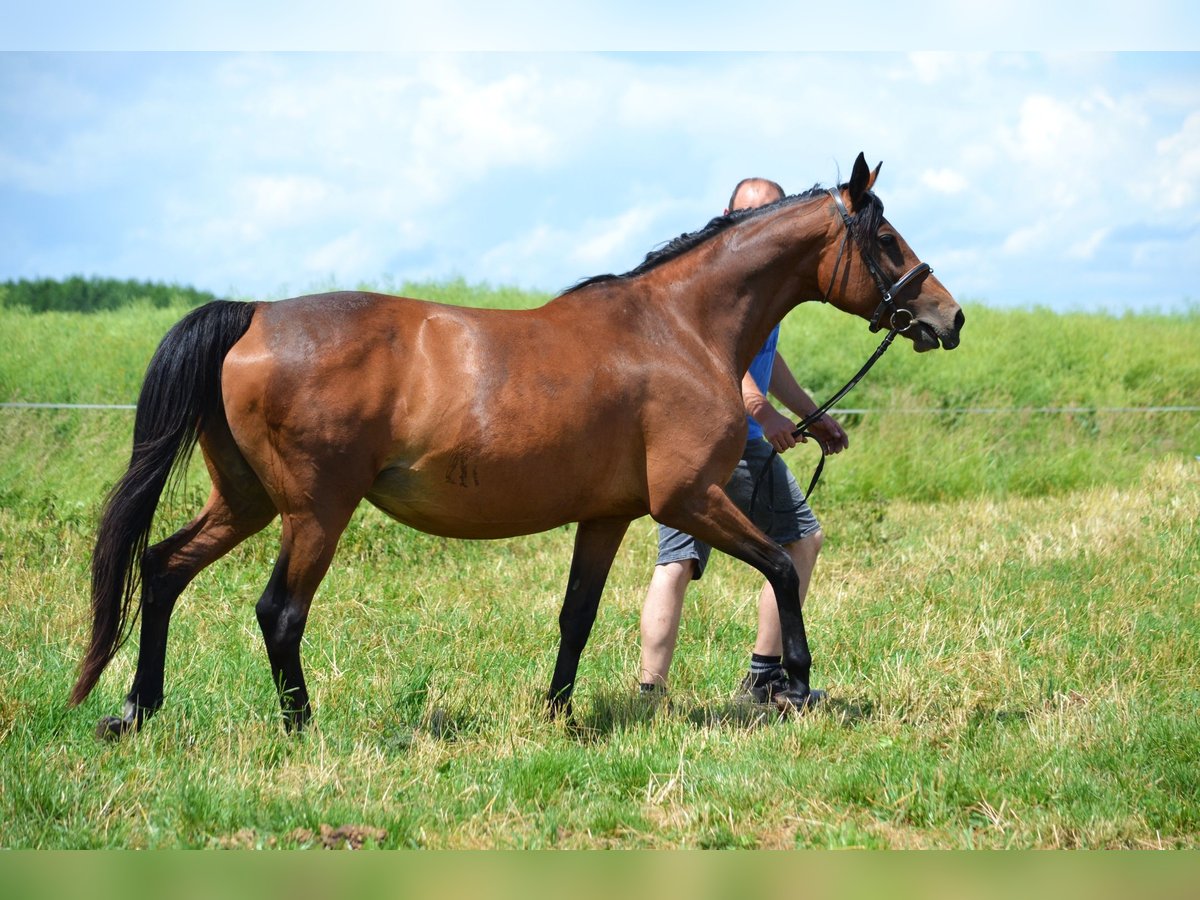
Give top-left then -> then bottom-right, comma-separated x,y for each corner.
824,187 -> 932,334
788,188 -> 937,448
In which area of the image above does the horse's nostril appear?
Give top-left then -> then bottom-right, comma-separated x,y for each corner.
954,308 -> 965,331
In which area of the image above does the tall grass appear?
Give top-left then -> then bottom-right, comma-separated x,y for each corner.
0,283 -> 1197,848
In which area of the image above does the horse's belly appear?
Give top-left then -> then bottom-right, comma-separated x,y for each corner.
364,491 -> 560,539
365,458 -> 645,539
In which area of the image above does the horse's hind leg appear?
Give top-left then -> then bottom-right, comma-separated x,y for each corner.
96,483 -> 277,739
547,517 -> 631,719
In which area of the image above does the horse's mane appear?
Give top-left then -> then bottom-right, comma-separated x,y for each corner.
561,182 -> 885,296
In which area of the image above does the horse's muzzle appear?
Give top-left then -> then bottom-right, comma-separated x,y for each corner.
913,307 -> 964,352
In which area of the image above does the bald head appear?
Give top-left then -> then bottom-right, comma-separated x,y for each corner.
727,177 -> 785,213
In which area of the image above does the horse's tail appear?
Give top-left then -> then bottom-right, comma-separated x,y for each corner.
70,300 -> 259,707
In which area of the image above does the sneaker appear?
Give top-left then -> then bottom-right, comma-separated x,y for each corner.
638,682 -> 670,712
736,668 -> 826,709
736,667 -> 791,704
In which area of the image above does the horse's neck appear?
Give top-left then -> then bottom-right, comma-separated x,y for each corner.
659,199 -> 830,375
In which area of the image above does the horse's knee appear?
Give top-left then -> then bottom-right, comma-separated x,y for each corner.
255,591 -> 281,632
257,596 -> 307,649
276,605 -> 308,646
764,546 -> 798,591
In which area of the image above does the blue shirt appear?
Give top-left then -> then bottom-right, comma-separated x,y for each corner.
744,325 -> 780,442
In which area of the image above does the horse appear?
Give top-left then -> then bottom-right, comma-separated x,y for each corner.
70,153 -> 963,738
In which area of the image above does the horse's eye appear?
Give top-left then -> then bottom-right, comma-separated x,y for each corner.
879,233 -> 896,246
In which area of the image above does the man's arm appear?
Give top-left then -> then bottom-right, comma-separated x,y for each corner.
744,353 -> 849,454
766,353 -> 820,420
742,369 -> 800,452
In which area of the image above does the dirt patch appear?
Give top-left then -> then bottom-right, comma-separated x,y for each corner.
211,823 -> 387,850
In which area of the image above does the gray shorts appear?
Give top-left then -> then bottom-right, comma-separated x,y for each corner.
656,439 -> 821,579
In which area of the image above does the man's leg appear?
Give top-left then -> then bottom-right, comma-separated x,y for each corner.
639,559 -> 694,689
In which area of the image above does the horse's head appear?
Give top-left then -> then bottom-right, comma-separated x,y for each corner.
823,153 -> 963,352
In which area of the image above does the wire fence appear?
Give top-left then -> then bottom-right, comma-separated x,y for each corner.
4,401 -> 1200,415
2,402 -> 136,410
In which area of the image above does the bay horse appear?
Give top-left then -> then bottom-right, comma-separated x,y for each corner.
71,153 -> 963,738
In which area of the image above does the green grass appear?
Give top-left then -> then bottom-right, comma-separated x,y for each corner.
1,285 -> 1198,848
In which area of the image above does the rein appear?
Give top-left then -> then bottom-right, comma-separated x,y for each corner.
786,324 -> 902,499
747,189 -> 933,517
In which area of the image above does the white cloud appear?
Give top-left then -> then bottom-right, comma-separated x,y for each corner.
907,52 -> 957,85
242,175 -> 333,224
1155,111 -> 1200,215
571,206 -> 664,268
919,168 -> 969,194
903,52 -> 995,85
478,202 -> 680,288
1008,95 -> 1090,166
1067,227 -> 1111,260
305,229 -> 382,278
478,224 -> 559,284
409,63 -> 567,176
1002,222 -> 1048,256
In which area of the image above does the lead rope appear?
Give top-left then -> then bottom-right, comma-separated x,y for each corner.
747,324 -> 901,521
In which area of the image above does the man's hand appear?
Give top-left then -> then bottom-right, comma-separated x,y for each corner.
759,407 -> 802,453
804,412 -> 849,455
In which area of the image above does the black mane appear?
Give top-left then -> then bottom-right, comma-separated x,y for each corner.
561,182 -> 884,296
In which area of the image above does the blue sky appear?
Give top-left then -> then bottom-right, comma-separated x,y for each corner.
2,4 -> 1199,312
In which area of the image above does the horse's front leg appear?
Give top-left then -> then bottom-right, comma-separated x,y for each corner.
659,484 -> 816,709
547,517 -> 631,719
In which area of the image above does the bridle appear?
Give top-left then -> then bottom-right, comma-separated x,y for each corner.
789,189 -> 935,449
749,188 -> 935,511
823,187 -> 932,334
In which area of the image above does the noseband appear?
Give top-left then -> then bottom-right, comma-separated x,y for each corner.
824,187 -> 932,333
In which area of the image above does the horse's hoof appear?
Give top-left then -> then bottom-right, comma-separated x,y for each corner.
773,688 -> 826,714
95,715 -> 133,741
547,700 -> 573,721
282,715 -> 310,735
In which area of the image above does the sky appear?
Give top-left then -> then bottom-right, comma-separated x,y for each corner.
2,3 -> 1199,313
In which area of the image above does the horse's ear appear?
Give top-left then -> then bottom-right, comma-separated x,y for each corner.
867,161 -> 882,191
848,152 -> 872,211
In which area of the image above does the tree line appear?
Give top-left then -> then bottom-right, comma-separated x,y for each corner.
0,277 -> 217,313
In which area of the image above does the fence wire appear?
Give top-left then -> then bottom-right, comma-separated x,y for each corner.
4,402 -> 1199,415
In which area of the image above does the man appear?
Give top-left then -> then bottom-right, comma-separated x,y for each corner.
639,177 -> 849,703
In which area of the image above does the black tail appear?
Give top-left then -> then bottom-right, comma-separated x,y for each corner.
70,300 -> 258,706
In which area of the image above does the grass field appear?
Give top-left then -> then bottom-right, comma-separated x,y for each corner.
1,285 -> 1198,848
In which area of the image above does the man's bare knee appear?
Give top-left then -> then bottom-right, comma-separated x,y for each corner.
784,529 -> 823,574
653,559 -> 696,587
